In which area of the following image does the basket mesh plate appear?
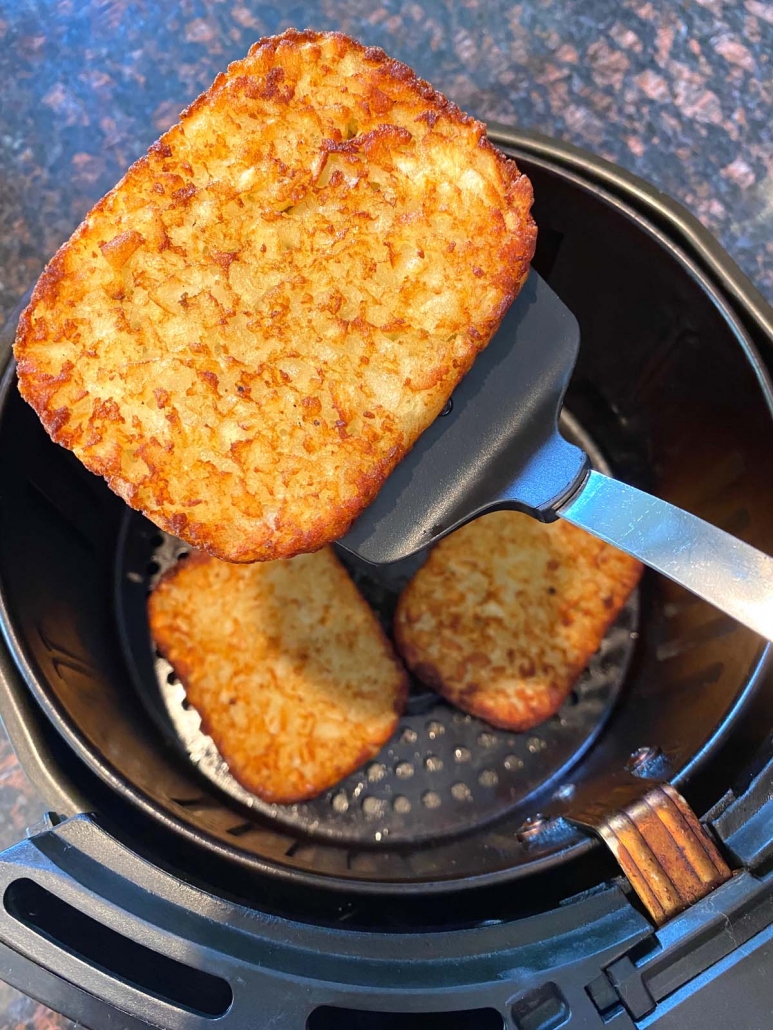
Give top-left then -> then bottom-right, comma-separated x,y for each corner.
117,412 -> 639,846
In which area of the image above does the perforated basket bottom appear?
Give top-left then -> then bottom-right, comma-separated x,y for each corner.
116,412 -> 639,847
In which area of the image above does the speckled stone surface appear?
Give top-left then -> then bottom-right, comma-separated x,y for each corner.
0,0 -> 772,1026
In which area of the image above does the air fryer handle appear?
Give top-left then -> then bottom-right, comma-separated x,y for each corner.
0,816 -> 305,1030
559,469 -> 773,644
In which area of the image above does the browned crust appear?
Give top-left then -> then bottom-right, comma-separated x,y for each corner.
149,547 -> 408,803
393,513 -> 642,733
393,596 -> 625,731
156,654 -> 405,806
15,29 -> 536,563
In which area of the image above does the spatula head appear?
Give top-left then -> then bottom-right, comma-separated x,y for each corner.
339,272 -> 589,566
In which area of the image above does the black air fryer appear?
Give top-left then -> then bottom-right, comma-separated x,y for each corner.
1,127 -> 773,1030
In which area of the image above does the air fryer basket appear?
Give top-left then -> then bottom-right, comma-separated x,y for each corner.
1,131 -> 772,902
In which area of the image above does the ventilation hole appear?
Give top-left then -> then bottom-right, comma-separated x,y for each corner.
422,790 -> 441,809
478,769 -> 498,788
395,761 -> 414,780
146,560 -> 160,576
5,879 -> 232,1018
511,983 -> 569,1030
451,782 -> 473,802
226,821 -> 256,837
566,690 -> 580,706
367,763 -> 386,783
424,754 -> 443,773
178,550 -> 190,561
478,732 -> 497,748
331,791 -> 349,813
454,746 -> 471,764
181,698 -> 192,711
350,780 -> 366,799
426,720 -> 445,740
401,727 -> 418,744
308,1006 -> 502,1030
393,795 -> 411,814
503,754 -> 524,771
362,796 -> 386,818
452,712 -> 472,725
166,671 -> 177,685
527,737 -> 547,754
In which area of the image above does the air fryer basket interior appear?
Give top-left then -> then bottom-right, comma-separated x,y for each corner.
1,146 -> 772,895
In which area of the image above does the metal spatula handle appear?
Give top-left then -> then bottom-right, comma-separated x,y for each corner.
559,469 -> 773,644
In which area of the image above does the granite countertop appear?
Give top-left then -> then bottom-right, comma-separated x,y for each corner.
0,0 -> 772,1026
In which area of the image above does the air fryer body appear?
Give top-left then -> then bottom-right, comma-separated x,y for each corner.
0,128 -> 772,1029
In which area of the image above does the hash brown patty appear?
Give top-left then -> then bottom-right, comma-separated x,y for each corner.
15,29 -> 536,562
148,547 -> 408,803
394,513 -> 642,731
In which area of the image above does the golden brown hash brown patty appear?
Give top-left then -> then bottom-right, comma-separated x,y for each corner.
15,28 -> 536,563
394,513 -> 642,731
148,547 -> 408,803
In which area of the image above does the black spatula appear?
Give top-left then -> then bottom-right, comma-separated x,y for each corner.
341,271 -> 773,643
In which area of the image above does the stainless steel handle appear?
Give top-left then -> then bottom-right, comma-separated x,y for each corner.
559,469 -> 773,644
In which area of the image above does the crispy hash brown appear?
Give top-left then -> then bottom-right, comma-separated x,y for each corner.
148,547 -> 408,803
15,29 -> 536,562
394,513 -> 642,732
